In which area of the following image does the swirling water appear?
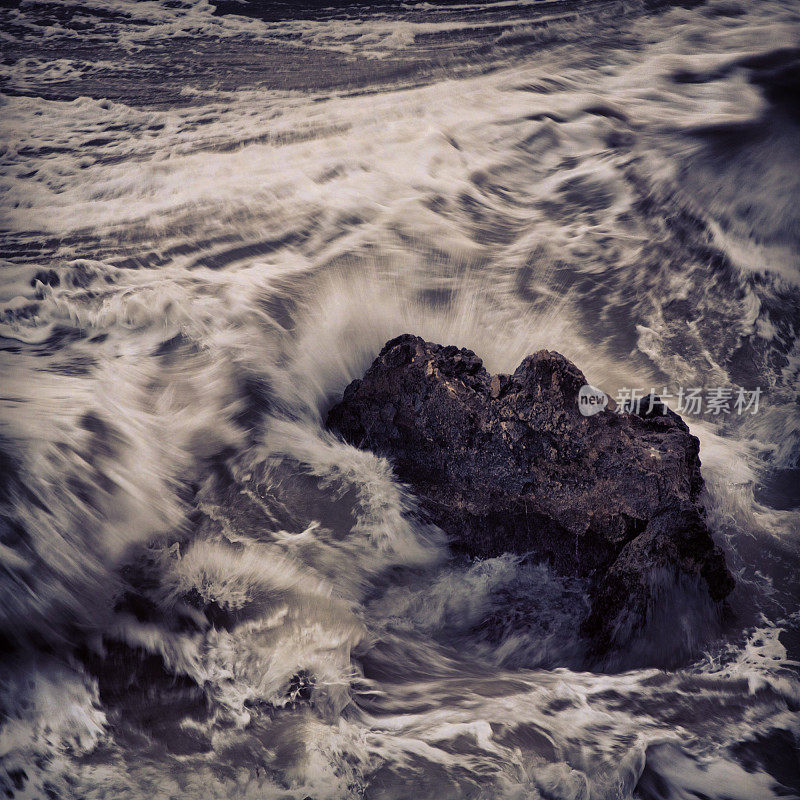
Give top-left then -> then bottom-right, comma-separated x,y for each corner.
0,1 -> 799,798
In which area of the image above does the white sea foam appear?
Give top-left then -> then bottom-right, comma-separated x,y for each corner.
1,0 -> 799,797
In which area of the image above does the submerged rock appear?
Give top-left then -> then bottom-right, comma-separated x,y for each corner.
326,334 -> 734,652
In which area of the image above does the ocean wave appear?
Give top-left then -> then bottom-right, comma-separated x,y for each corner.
2,0 -> 799,797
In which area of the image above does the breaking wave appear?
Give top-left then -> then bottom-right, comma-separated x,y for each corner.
1,0 -> 799,797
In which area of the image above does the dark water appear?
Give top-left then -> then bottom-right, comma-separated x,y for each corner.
1,1 -> 799,798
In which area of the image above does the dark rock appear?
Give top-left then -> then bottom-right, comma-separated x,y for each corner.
326,334 -> 734,652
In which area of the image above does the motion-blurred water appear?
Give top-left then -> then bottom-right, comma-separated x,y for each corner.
1,1 -> 799,798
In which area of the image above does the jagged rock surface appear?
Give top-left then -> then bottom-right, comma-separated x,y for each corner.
326,334 -> 734,651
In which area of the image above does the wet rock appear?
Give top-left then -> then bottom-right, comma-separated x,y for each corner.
327,334 -> 734,652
